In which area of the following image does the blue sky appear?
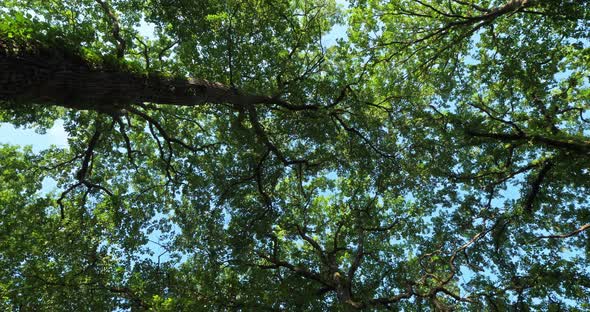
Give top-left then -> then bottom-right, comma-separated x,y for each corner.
0,120 -> 68,151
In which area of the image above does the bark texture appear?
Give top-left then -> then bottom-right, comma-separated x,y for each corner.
0,37 -> 281,114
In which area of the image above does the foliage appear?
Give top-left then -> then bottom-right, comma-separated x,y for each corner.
1,0 -> 589,310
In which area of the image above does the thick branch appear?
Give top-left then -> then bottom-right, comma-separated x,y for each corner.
0,41 -> 316,113
466,129 -> 590,154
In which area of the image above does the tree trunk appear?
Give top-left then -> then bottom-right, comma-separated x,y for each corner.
0,39 -> 279,115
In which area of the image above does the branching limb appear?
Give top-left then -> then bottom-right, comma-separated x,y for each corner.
127,106 -> 204,153
467,100 -> 524,135
95,0 -> 126,59
257,238 -> 333,290
465,129 -> 590,154
57,121 -> 116,219
537,224 -> 590,240
246,150 -> 276,229
157,40 -> 180,64
328,221 -> 347,258
115,116 -> 137,167
330,112 -> 396,159
296,224 -> 327,263
34,153 -> 83,174
523,160 -> 553,213
254,150 -> 273,211
347,230 -> 365,282
75,127 -> 102,181
443,227 -> 490,285
105,286 -> 149,309
450,0 -> 491,13
57,182 -> 83,219
133,35 -> 150,71
246,105 -> 311,166
367,283 -> 414,307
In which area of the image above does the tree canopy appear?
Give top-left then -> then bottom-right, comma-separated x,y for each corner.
1,0 -> 589,310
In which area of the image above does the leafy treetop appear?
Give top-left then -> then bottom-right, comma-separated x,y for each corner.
0,0 -> 589,310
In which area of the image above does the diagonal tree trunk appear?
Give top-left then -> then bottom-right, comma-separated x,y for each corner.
0,37 -> 312,115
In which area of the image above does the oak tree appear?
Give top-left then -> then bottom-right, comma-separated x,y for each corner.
1,0 -> 589,310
